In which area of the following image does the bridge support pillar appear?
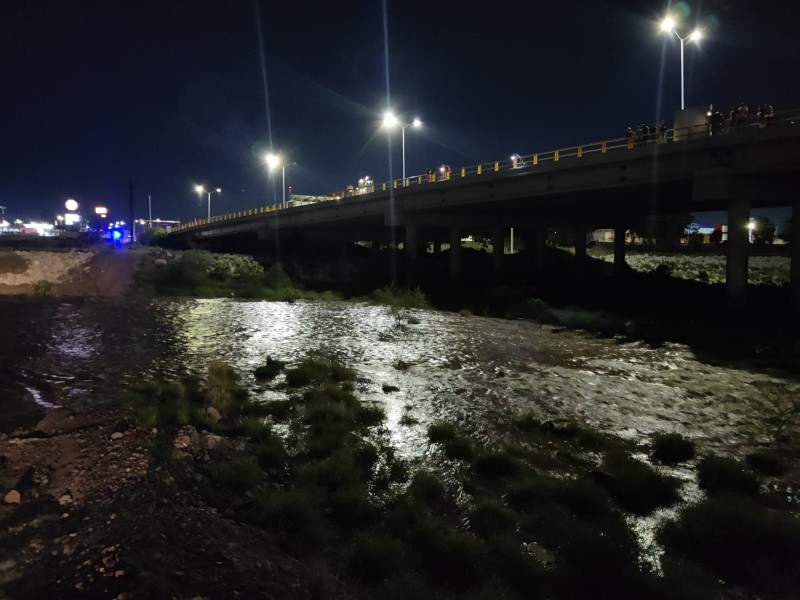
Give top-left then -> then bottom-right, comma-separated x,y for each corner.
613,227 -> 626,274
793,199 -> 800,313
574,227 -> 587,271
405,224 -> 419,286
449,226 -> 462,282
492,228 -> 504,273
725,196 -> 750,313
372,239 -> 381,255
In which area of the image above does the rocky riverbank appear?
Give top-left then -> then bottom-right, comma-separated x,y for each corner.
0,405 -> 323,599
0,247 -> 142,297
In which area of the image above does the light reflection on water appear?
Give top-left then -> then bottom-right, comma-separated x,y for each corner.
2,297 -> 798,459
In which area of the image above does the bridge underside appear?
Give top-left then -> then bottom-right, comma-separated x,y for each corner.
169,126 -> 800,313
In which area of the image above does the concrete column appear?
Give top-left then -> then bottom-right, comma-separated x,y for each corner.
449,226 -> 462,282
792,199 -> 800,313
372,239 -> 381,255
614,226 -> 626,274
574,227 -> 587,269
725,196 -> 750,313
491,227 -> 504,273
533,226 -> 547,269
404,224 -> 418,260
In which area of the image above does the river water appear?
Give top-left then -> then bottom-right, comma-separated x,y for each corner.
1,296 -> 796,460
4,296 -> 799,567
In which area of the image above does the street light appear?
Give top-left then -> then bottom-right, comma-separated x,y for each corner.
194,185 -> 221,220
383,112 -> 422,182
265,153 -> 296,209
661,17 -> 703,110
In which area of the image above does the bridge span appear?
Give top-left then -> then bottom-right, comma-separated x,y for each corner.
167,113 -> 800,312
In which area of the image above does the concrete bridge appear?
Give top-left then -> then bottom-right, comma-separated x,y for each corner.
168,111 -> 800,312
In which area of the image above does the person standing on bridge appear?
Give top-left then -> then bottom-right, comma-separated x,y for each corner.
626,127 -> 634,149
658,120 -> 668,143
736,102 -> 749,129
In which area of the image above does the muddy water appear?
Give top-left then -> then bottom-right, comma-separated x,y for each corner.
1,297 -> 796,458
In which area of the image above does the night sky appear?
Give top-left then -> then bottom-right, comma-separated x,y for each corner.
2,0 -> 799,225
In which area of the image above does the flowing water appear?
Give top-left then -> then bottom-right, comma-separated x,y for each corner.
3,296 -> 798,567
2,296 -> 797,454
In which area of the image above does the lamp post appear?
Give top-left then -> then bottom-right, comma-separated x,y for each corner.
265,154 -> 296,209
383,112 -> 422,182
661,17 -> 702,110
194,185 -> 221,220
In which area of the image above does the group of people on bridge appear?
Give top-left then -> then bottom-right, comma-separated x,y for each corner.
707,101 -> 774,135
625,121 -> 668,148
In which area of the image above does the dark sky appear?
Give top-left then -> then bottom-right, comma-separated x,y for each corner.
2,0 -> 798,224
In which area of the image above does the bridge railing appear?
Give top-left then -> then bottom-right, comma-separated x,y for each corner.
172,108 -> 799,233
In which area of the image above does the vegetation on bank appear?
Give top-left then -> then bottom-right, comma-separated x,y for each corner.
138,249 -> 560,324
136,250 -> 340,301
126,356 -> 800,599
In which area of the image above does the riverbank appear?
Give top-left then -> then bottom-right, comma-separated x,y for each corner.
2,354 -> 798,599
0,404 -> 323,599
0,247 -> 141,297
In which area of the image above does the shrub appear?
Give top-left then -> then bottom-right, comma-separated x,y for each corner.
382,384 -> 400,393
205,361 -> 247,418
651,432 -> 696,465
209,458 -> 264,493
427,422 -> 458,443
518,297 -> 557,323
660,496 -> 800,596
697,455 -> 760,496
745,450 -> 788,476
31,280 -> 56,296
254,356 -> 286,381
601,451 -> 681,515
285,356 -> 355,387
468,499 -> 517,537
472,449 -> 524,479
368,286 -> 429,309
345,533 -> 405,584
406,471 -> 447,506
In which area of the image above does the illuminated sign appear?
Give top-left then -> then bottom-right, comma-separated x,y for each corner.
65,199 -> 78,211
95,206 -> 108,216
64,213 -> 81,225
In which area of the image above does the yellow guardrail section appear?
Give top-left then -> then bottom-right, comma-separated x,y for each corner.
171,109 -> 799,233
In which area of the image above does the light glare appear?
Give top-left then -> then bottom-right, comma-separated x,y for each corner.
265,153 -> 280,169
383,112 -> 398,128
661,17 -> 675,31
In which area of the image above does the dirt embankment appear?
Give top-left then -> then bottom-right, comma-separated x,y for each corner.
0,248 -> 142,297
0,406 -> 325,599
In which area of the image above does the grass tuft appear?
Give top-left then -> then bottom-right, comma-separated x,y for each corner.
651,432 -> 696,465
697,455 -> 760,496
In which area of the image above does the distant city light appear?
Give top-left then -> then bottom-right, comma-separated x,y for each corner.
65,198 -> 78,211
95,206 -> 108,216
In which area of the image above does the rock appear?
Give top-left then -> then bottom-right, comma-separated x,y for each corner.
110,432 -> 124,440
206,406 -> 223,423
58,494 -> 73,506
202,433 -> 223,450
0,559 -> 16,572
4,490 -> 21,504
112,419 -> 130,433
153,258 -> 167,267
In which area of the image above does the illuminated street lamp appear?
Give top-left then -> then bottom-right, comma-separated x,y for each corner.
265,153 -> 296,209
194,185 -> 221,220
661,17 -> 703,110
383,112 -> 422,182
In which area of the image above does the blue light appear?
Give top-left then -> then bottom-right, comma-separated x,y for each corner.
112,230 -> 122,241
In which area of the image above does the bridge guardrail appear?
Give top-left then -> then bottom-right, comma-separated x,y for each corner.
172,108 -> 799,233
